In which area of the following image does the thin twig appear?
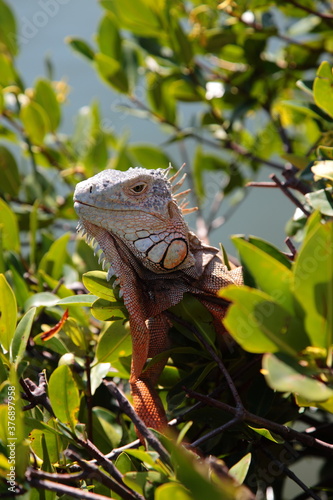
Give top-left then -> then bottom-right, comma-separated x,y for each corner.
27,477 -> 114,500
103,380 -> 171,464
27,467 -> 87,484
270,174 -> 311,216
65,450 -> 145,500
75,437 -> 126,484
246,181 -> 278,188
166,311 -> 243,410
285,237 -> 297,258
286,0 -> 333,21
228,10 -> 333,56
186,389 -> 333,455
260,446 -> 322,500
104,439 -> 141,460
190,416 -> 241,448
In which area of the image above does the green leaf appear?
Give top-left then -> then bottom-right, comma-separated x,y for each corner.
129,144 -> 172,169
311,160 -> 333,181
10,307 -> 36,367
125,449 -> 160,468
317,145 -> 333,160
95,52 -> 129,93
220,286 -> 307,355
25,292 -> 59,310
0,53 -> 16,87
247,236 -> 292,269
263,353 -> 333,402
97,12 -> 122,60
66,37 -> 95,61
293,218 -> 333,349
20,100 -> 50,144
156,482 -> 192,500
48,364 -> 80,429
34,78 -> 61,131
91,297 -> 127,321
124,470 -> 163,495
169,19 -> 193,66
95,321 -> 132,364
34,332 -> 69,356
9,265 -> 31,308
0,145 -> 20,197
0,198 -> 20,252
169,294 -> 216,348
38,233 -> 70,280
170,79 -> 203,102
248,427 -> 284,444
280,153 -> 309,170
229,453 -> 252,484
0,0 -> 18,56
305,187 -> 333,216
147,73 -> 176,125
56,295 -> 98,306
91,407 -> 122,452
82,270 -> 118,301
281,101 -> 323,120
232,237 -> 295,314
313,61 -> 333,118
29,428 -> 63,466
0,274 -> 17,352
103,0 -> 163,37
170,441 -> 239,500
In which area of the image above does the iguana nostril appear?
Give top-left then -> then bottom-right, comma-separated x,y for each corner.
89,185 -> 93,193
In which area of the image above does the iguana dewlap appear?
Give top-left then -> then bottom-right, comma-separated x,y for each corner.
73,166 -> 243,432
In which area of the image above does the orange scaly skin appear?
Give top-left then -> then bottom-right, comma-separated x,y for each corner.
74,167 -> 243,433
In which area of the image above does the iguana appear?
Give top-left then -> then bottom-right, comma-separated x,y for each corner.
73,166 -> 243,433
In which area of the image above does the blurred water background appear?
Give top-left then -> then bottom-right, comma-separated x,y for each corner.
10,0 -> 295,255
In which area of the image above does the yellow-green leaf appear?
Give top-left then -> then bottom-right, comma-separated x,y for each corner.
0,274 -> 17,352
48,365 -> 80,429
0,198 -> 20,252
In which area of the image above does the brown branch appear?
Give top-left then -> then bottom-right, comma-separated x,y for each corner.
285,237 -> 297,259
65,450 -> 145,500
190,416 -> 240,448
27,467 -> 87,485
260,445 -> 322,500
185,389 -> 333,455
27,477 -> 114,500
270,174 -> 311,216
166,311 -> 243,410
103,380 -> 171,464
286,0 -> 333,21
75,437 -> 126,484
104,439 -> 141,460
246,181 -> 278,188
227,10 -> 333,56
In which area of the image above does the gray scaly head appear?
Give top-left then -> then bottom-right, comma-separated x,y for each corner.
73,166 -> 197,276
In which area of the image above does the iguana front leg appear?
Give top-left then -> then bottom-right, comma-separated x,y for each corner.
130,314 -> 170,432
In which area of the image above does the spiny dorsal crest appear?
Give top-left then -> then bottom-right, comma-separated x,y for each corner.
167,163 -> 198,215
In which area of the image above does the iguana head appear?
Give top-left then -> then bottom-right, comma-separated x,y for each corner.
74,166 -> 197,274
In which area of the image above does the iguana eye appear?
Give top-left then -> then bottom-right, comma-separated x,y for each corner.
130,183 -> 147,194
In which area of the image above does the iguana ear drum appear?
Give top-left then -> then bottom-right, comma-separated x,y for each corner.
135,237 -> 188,270
162,238 -> 188,269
